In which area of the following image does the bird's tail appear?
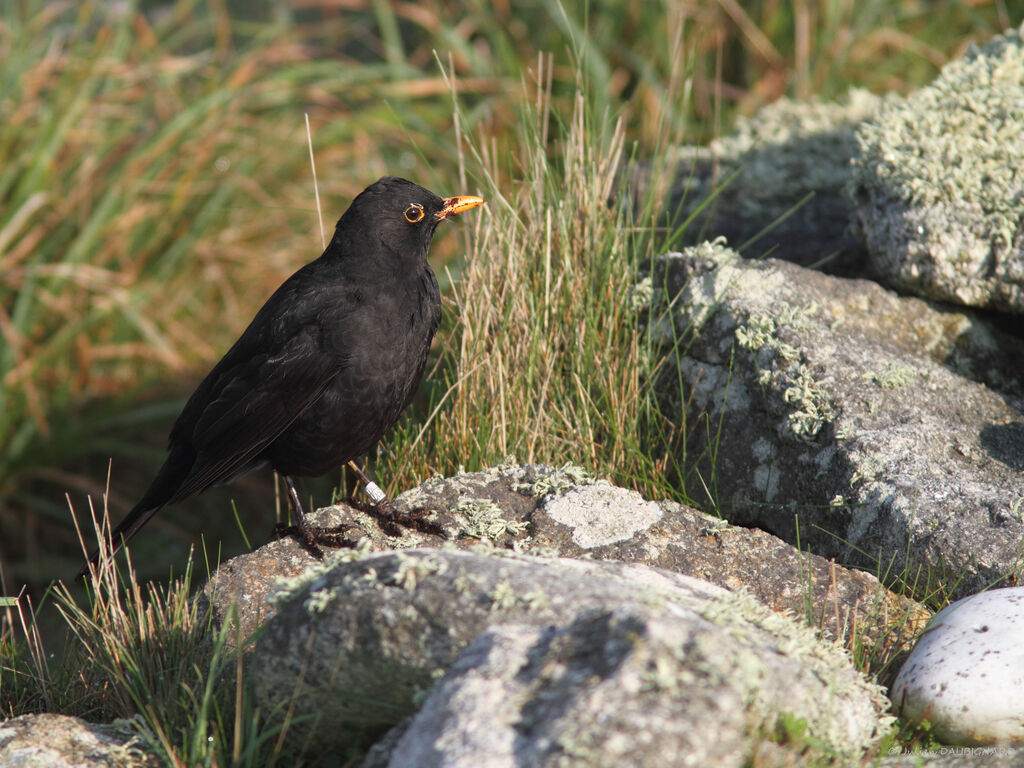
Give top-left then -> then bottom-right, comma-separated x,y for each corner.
77,498 -> 164,581
76,448 -> 191,581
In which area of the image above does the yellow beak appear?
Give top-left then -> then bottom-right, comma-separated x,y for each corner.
436,194 -> 486,221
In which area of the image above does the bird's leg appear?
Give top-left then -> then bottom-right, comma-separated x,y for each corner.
345,461 -> 443,537
274,475 -> 354,557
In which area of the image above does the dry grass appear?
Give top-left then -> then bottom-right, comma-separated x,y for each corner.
381,68 -> 691,499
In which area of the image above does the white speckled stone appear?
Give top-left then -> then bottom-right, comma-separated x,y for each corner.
890,586 -> 1024,745
542,485 -> 663,548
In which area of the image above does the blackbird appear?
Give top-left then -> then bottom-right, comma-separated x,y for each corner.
80,176 -> 484,577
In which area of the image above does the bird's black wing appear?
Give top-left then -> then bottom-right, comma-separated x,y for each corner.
167,339 -> 344,504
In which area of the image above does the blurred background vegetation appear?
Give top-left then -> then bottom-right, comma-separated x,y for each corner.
1,0 -> 1020,592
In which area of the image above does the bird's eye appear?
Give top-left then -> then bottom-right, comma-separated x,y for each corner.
404,204 -> 425,223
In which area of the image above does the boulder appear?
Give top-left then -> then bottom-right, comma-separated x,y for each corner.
0,713 -> 156,768
891,587 -> 1024,745
650,240 -> 1024,598
849,24 -> 1024,313
247,549 -> 891,762
201,463 -> 925,668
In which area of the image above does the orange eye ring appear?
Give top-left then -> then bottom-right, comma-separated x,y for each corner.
404,204 -> 425,223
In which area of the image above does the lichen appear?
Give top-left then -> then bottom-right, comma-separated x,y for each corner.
453,498 -> 530,540
489,580 -> 519,611
517,462 -> 601,498
783,364 -> 835,443
849,23 -> 1024,309
268,538 -> 375,608
698,587 -> 895,751
629,275 -> 654,313
863,362 -> 916,389
735,314 -> 777,352
852,25 -> 1024,235
305,587 -> 336,614
706,90 -> 885,220
389,552 -> 445,591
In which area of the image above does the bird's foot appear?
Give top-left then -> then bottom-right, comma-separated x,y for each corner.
346,496 -> 445,538
274,518 -> 356,559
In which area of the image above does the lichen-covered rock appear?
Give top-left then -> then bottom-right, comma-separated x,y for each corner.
662,89 -> 885,276
849,24 -> 1024,313
248,549 -> 891,762
202,463 -> 925,668
891,587 -> 1024,745
652,240 -> 1024,599
0,713 -> 156,768
364,611 -> 870,768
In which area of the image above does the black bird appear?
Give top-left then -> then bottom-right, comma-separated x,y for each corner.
80,176 -> 484,577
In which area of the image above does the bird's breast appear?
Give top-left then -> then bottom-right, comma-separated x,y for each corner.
264,266 -> 440,477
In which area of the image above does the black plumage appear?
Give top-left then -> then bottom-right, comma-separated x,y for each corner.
80,176 -> 484,576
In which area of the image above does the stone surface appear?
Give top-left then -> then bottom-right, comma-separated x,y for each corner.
248,549 -> 890,761
0,713 -> 156,768
651,240 -> 1024,599
891,587 -> 1024,745
201,463 -> 926,669
363,614 -> 855,768
657,89 -> 885,277
849,24 -> 1024,313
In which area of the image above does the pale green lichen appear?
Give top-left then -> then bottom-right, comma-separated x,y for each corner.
268,537 -> 376,608
735,304 -> 817,362
853,25 -> 1024,239
305,587 -> 336,614
453,498 -> 530,540
701,518 -> 730,537
850,455 -> 882,486
390,553 -> 445,591
697,587 -> 894,752
512,539 -> 561,558
849,24 -> 1024,310
735,314 -> 777,352
517,462 -> 601,498
863,361 -> 916,389
783,364 -> 835,443
489,580 -> 519,611
704,90 -> 885,221
629,275 -> 654,313
775,302 -> 819,330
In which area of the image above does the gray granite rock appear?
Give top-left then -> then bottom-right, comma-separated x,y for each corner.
658,89 -> 885,277
201,463 -> 926,669
651,240 -> 1024,599
247,549 -> 891,761
0,713 -> 155,768
848,24 -> 1024,313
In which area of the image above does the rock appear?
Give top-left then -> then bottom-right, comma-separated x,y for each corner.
658,89 -> 885,277
248,549 -> 891,761
364,614 -> 851,768
199,528 -> 337,640
201,463 -> 925,668
0,713 -> 156,768
848,24 -> 1024,313
890,587 -> 1024,745
651,240 -> 1024,599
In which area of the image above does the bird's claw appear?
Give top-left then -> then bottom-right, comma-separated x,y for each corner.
346,496 -> 445,537
275,519 -> 357,559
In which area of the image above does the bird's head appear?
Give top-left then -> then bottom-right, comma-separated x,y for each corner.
333,176 -> 484,266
